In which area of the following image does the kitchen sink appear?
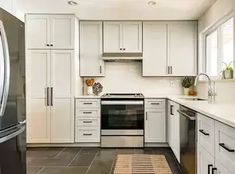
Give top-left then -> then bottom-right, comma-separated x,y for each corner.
178,98 -> 207,101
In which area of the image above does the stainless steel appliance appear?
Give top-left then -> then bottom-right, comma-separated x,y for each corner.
178,106 -> 196,174
0,8 -> 26,174
101,93 -> 144,147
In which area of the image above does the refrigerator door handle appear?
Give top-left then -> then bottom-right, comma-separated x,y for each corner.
0,21 -> 10,117
0,125 -> 25,144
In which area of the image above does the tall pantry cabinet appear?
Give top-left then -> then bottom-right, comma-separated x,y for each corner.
26,14 -> 77,143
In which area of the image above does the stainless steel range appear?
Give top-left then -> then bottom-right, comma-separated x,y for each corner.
101,93 -> 144,147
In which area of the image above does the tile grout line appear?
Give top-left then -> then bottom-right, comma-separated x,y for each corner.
85,150 -> 99,174
54,147 -> 66,159
66,148 -> 82,167
36,166 -> 45,174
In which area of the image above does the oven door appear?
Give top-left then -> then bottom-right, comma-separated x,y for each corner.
101,100 -> 144,134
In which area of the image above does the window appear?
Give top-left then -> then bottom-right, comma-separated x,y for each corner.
205,17 -> 234,77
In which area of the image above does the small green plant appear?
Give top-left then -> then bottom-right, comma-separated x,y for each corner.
222,61 -> 234,71
182,77 -> 194,88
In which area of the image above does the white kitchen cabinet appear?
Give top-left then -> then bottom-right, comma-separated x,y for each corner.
143,22 -> 168,76
167,100 -> 180,162
142,21 -> 197,77
215,121 -> 235,174
145,99 -> 166,143
168,22 -> 197,76
80,21 -> 104,77
26,50 -> 51,143
75,98 -> 100,143
26,14 -> 75,50
26,15 -> 50,50
197,144 -> 214,174
27,50 -> 75,143
103,21 -> 142,53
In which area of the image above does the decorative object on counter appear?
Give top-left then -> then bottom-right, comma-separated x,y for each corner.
92,82 -> 103,96
85,79 -> 95,95
222,61 -> 234,79
182,77 -> 195,95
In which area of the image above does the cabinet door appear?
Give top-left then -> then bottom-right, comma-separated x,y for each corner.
80,21 -> 104,77
172,102 -> 180,162
122,22 -> 142,53
168,22 -> 197,76
26,15 -> 50,49
197,145 -> 214,174
26,50 -> 51,143
143,22 -> 167,76
167,101 -> 174,148
50,50 -> 74,143
103,22 -> 122,53
50,15 -> 75,49
51,99 -> 73,143
145,110 -> 166,143
216,163 -> 234,174
215,121 -> 235,173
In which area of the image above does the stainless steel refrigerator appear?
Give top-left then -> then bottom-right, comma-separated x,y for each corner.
0,8 -> 26,174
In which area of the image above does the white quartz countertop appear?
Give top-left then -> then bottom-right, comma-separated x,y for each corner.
75,94 -> 235,128
168,96 -> 235,128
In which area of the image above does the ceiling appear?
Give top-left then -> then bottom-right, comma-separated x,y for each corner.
15,0 -> 217,20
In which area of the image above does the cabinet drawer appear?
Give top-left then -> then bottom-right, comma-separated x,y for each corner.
76,109 -> 100,118
75,128 -> 100,143
215,121 -> 235,173
197,113 -> 215,156
76,99 -> 100,109
145,99 -> 165,109
76,118 -> 100,127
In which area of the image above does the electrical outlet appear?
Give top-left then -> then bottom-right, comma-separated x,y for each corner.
170,81 -> 175,87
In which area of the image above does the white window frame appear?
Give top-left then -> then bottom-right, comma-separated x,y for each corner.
203,12 -> 235,79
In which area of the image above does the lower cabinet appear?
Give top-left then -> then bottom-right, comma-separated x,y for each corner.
145,99 -> 166,143
167,100 -> 180,162
197,144 -> 214,174
75,98 -> 101,143
197,114 -> 235,174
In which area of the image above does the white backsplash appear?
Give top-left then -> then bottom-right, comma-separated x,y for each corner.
82,61 -> 183,96
196,81 -> 235,103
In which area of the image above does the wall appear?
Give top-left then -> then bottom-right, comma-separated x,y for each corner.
197,0 -> 235,103
83,61 -> 183,96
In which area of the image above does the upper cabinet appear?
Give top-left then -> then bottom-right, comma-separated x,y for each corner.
103,21 -> 142,53
143,22 -> 168,76
168,22 -> 197,76
80,21 -> 105,77
26,14 -> 75,50
143,21 -> 197,76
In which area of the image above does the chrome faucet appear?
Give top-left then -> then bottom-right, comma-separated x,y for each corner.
194,73 -> 216,102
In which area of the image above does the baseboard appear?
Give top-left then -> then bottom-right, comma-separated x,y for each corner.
144,143 -> 169,147
27,143 -> 101,147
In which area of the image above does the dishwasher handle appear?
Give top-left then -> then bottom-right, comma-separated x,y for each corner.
177,110 -> 196,121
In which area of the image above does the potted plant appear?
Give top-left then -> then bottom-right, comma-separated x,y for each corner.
182,77 -> 194,95
222,61 -> 234,79
85,79 -> 95,95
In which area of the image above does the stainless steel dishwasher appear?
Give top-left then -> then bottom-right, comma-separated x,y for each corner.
178,106 -> 196,174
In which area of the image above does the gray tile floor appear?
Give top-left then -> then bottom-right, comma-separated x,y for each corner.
27,147 -> 182,174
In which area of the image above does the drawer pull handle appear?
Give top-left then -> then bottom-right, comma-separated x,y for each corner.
83,112 -> 92,114
83,121 -> 92,124
84,102 -> 93,105
219,143 -> 235,152
208,164 -> 213,174
151,103 -> 160,105
212,168 -> 217,174
199,129 -> 210,136
83,133 -> 92,136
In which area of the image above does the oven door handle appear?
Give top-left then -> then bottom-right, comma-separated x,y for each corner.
101,101 -> 144,105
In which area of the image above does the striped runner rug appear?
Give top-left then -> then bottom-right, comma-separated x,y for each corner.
114,154 -> 172,174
